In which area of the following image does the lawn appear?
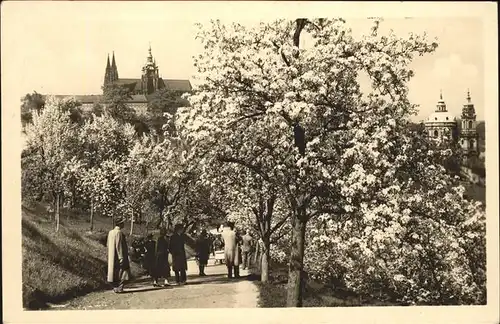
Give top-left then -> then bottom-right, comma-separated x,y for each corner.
21,203 -> 147,310
250,260 -> 395,308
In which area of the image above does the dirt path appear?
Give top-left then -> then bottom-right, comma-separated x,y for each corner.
52,258 -> 260,310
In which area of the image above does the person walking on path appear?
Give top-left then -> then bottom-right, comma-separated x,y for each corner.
107,217 -> 131,293
151,228 -> 172,287
221,221 -> 240,279
169,224 -> 188,285
195,229 -> 212,276
241,230 -> 253,270
143,234 -> 156,278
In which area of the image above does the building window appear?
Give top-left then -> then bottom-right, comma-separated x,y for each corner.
446,117 -> 449,120
468,120 -> 473,128
434,130 -> 438,137
435,117 -> 437,120
469,140 -> 475,149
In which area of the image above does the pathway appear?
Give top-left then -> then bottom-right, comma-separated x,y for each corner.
52,257 -> 260,310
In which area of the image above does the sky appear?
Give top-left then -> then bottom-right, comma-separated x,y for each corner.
2,2 -> 486,122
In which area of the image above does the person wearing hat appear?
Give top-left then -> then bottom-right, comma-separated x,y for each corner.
195,229 -> 212,276
169,224 -> 188,285
106,217 -> 131,293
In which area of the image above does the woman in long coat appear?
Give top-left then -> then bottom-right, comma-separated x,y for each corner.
151,228 -> 171,287
143,234 -> 156,277
169,224 -> 188,284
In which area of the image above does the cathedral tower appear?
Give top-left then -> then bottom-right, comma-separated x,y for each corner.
103,52 -> 119,87
460,90 -> 479,155
141,44 -> 161,95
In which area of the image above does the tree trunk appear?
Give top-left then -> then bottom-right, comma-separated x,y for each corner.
286,211 -> 307,307
89,199 -> 94,232
261,239 -> 271,283
130,209 -> 135,236
254,241 -> 260,266
55,193 -> 60,232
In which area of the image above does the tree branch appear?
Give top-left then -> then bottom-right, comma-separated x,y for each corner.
218,155 -> 271,183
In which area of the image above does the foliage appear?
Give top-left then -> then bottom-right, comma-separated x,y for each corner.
21,91 -> 45,127
102,83 -> 135,123
23,97 -> 79,207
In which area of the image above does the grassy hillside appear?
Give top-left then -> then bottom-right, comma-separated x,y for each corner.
22,204 -> 146,310
22,203 -> 198,309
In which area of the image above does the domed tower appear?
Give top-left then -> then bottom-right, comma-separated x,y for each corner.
141,44 -> 161,95
424,90 -> 458,141
460,90 -> 479,155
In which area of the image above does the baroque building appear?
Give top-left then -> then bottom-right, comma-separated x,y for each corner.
459,90 -> 479,153
424,90 -> 479,156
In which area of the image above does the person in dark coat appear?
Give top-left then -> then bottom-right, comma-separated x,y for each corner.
143,234 -> 156,278
151,228 -> 172,287
195,229 -> 212,276
169,224 -> 188,285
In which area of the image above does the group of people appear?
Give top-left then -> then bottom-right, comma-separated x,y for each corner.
107,218 -> 188,293
106,217 -> 254,293
220,221 -> 254,278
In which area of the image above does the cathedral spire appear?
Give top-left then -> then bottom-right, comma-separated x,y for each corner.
466,88 -> 471,103
147,43 -> 153,62
104,54 -> 111,85
111,51 -> 119,81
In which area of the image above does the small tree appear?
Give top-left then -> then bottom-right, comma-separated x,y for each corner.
102,83 -> 135,123
23,96 -> 78,231
21,91 -> 45,127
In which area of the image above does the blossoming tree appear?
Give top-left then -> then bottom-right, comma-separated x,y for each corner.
23,97 -> 79,231
177,18 -> 484,306
206,160 -> 291,282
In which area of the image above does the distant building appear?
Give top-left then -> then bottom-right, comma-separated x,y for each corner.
459,90 -> 479,154
424,90 -> 479,156
58,45 -> 192,113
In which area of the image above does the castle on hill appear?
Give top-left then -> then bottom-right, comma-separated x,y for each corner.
60,45 -> 192,113
424,90 -> 480,156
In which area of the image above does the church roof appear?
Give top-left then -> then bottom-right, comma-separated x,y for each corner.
114,78 -> 192,93
162,79 -> 192,92
425,111 -> 457,125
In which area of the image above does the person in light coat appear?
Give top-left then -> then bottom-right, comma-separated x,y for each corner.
107,217 -> 131,293
221,221 -> 240,278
